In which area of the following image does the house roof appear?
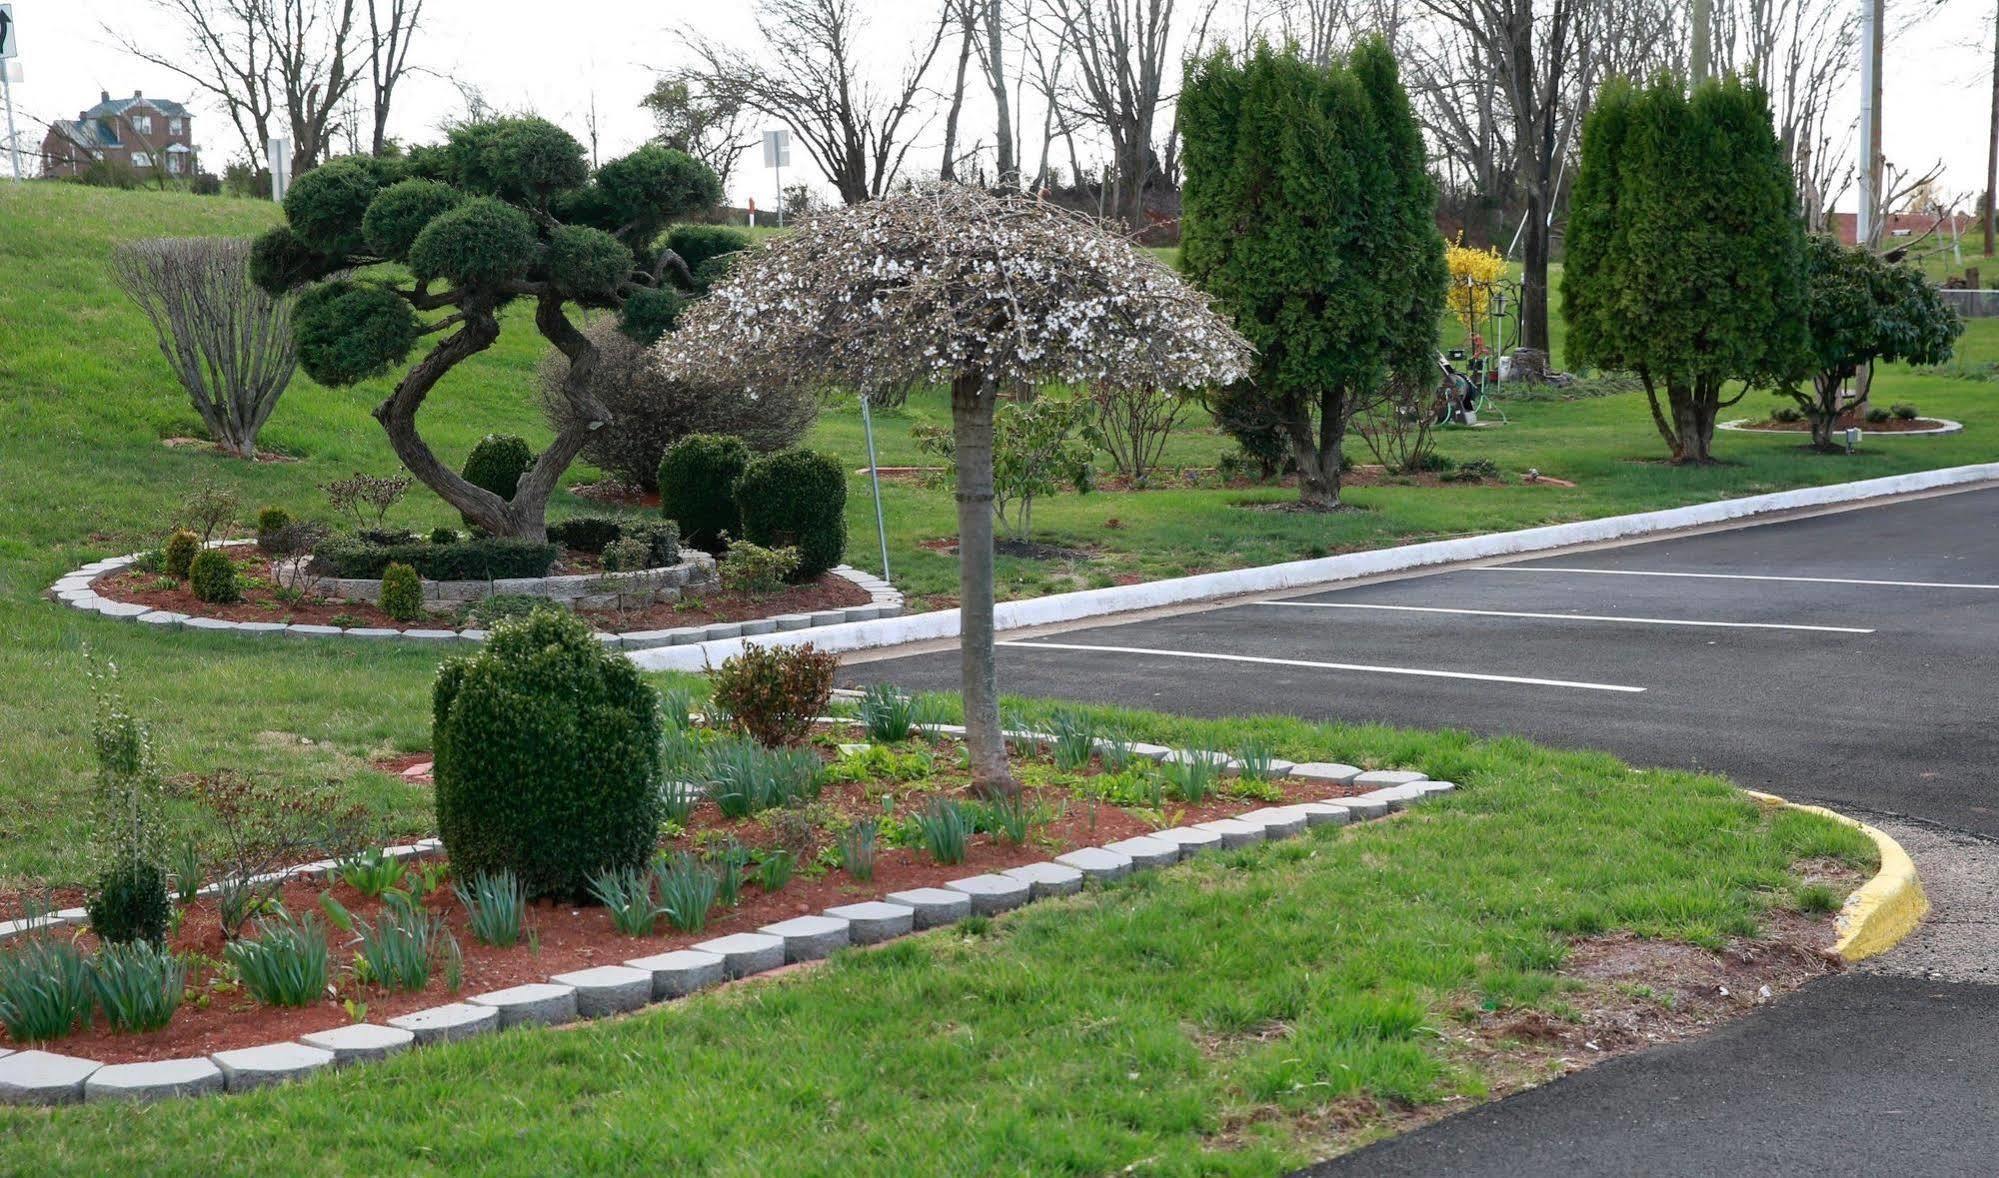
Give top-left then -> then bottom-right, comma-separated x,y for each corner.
83,91 -> 190,120
50,119 -> 111,151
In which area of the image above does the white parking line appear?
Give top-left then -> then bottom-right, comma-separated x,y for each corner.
1253,600 -> 1875,634
996,640 -> 1646,694
1477,566 -> 1999,591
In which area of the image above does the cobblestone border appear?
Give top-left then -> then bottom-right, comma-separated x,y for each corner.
46,541 -> 902,650
0,729 -> 1446,1105
1718,417 -> 1964,438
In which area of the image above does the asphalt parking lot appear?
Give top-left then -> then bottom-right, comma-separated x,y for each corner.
846,483 -> 1999,1175
847,484 -> 1999,837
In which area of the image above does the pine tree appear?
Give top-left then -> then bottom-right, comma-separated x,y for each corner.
1565,75 -> 1808,463
1179,39 -> 1445,510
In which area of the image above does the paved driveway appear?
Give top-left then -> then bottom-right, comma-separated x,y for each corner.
845,484 -> 1999,1175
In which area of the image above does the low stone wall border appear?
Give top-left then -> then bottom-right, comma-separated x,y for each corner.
46,541 -> 902,649
1718,417 -> 1965,438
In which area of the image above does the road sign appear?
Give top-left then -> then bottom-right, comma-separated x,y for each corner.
762,128 -> 789,169
0,5 -> 17,60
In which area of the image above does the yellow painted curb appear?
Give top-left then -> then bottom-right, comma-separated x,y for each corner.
1744,789 -> 1929,962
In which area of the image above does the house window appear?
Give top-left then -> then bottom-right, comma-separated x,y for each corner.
132,152 -> 152,169
132,115 -> 153,135
168,118 -> 183,136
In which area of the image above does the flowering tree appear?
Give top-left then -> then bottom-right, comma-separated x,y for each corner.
658,185 -> 1249,793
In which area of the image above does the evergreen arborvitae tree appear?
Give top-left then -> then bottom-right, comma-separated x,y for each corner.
1564,75 -> 1808,463
250,119 -> 726,538
1178,38 -> 1446,510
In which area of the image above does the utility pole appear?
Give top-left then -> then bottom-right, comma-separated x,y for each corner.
1691,0 -> 1712,85
1857,0 -> 1883,248
1985,0 -> 1998,257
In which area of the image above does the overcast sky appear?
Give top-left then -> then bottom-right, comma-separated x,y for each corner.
6,0 -> 1994,214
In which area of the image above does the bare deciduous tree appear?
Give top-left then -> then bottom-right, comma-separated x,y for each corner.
115,0 -> 368,176
1040,0 -> 1178,226
366,0 -> 425,156
114,238 -> 298,459
683,0 -> 949,206
641,72 -> 756,192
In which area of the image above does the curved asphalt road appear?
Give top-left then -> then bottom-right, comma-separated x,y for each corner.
845,485 -> 1999,1175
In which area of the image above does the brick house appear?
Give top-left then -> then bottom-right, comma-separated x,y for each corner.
40,91 -> 197,180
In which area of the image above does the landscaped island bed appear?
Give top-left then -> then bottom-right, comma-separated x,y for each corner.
0,713 -> 1383,1067
1,696 -> 1876,1172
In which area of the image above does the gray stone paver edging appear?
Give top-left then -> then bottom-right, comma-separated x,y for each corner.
49,542 -> 900,651
10,736 -> 1448,1103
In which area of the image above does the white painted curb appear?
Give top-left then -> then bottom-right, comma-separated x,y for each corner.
630,462 -> 1999,672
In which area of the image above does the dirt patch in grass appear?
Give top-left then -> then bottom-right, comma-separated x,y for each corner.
917,537 -> 1101,562
1274,908 -> 1850,1163
159,437 -> 301,463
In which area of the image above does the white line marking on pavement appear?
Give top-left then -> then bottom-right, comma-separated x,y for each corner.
1252,600 -> 1876,634
996,640 -> 1647,694
1477,566 -> 1999,591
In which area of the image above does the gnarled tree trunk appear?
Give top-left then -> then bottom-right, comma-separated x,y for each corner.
951,371 -> 1016,798
372,296 -> 609,540
1283,388 -> 1348,511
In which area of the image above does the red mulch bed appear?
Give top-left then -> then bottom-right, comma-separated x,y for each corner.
87,545 -> 866,635
9,727 -> 1369,1063
1743,413 -> 1950,434
577,575 -> 869,631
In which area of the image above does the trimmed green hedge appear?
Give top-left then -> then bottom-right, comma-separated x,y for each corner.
433,609 -> 662,900
735,449 -> 846,581
314,537 -> 557,580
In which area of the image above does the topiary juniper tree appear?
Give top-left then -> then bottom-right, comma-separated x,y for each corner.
1563,75 -> 1808,464
1179,39 -> 1446,511
249,118 -> 723,538
657,185 -> 1249,796
1790,234 -> 1961,451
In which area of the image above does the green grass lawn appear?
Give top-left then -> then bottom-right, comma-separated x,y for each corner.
1,702 -> 1874,1175
0,180 -> 1987,886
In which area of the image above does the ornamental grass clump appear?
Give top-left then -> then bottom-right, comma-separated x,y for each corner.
916,799 -> 974,866
322,891 -> 446,992
656,184 -> 1249,798
225,908 -> 331,1007
433,609 -> 662,900
0,932 -> 95,1042
836,820 -> 878,881
335,848 -> 408,898
90,940 -> 185,1032
654,853 -> 719,933
588,866 -> 660,936
859,683 -> 917,743
455,870 -> 527,947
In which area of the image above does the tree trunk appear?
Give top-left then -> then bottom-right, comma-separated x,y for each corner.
940,6 -> 974,182
1282,389 -> 1345,511
950,372 -> 1016,798
1987,0 -> 1999,257
980,0 -> 1016,189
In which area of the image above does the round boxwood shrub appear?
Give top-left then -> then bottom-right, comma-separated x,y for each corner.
664,224 -> 751,277
255,507 -> 293,553
432,609 -> 662,900
464,434 -> 535,501
658,433 -> 751,553
548,224 -> 633,304
734,449 -> 847,581
379,561 -> 424,622
87,863 -> 170,946
188,548 -> 241,603
162,530 -> 200,580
